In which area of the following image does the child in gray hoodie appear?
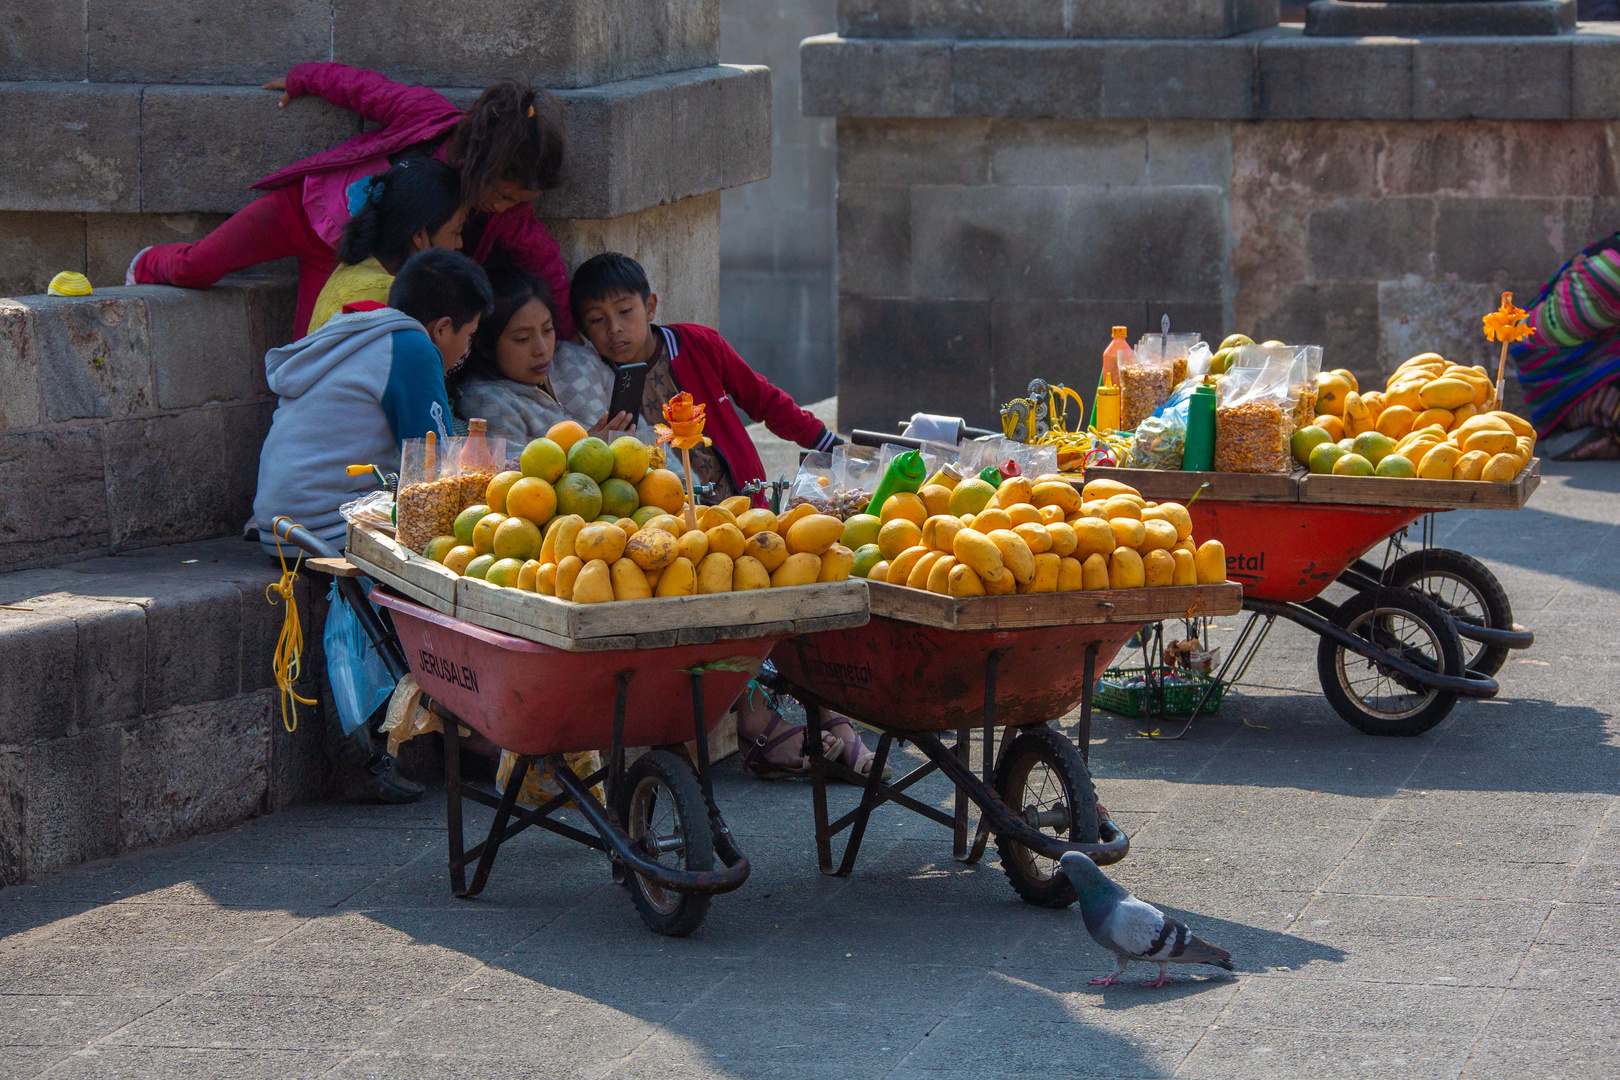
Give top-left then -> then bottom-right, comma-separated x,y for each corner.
250,249 -> 494,555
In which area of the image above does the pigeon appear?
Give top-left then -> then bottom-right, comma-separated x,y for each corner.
1059,850 -> 1234,988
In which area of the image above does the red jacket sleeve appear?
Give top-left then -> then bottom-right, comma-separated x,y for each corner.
285,63 -> 459,131
481,209 -> 576,340
691,325 -> 834,450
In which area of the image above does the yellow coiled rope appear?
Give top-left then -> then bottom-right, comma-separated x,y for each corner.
266,517 -> 317,732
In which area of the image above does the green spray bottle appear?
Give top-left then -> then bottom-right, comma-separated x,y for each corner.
864,449 -> 926,516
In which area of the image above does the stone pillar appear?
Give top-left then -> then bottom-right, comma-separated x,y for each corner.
805,13 -> 1620,432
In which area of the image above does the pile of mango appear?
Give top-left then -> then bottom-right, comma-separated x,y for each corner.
856,475 -> 1227,598
1295,353 -> 1534,481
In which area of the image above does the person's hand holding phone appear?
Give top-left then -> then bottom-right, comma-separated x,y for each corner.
594,410 -> 636,435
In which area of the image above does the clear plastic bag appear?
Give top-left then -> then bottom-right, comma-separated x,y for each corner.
1232,344 -> 1322,433
827,443 -> 880,519
785,450 -> 837,515
395,434 -> 460,553
1124,333 -> 1200,431
1130,412 -> 1186,471
323,582 -> 396,736
339,490 -> 395,533
1214,363 -> 1297,474
455,421 -> 507,512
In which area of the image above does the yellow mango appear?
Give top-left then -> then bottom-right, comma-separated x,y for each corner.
1031,481 -> 1082,515
644,513 -> 684,537
774,552 -> 824,587
551,515 -> 585,561
1143,549 -> 1175,587
1516,435 -> 1535,460
887,545 -> 931,585
1453,413 -> 1514,442
733,554 -> 771,591
921,514 -> 963,553
952,529 -> 1005,582
537,524 -> 558,565
1110,517 -> 1147,550
1080,553 -> 1110,590
736,508 -> 779,537
1417,443 -> 1461,479
516,559 -> 541,592
575,523 -> 627,564
1195,540 -> 1227,584
1481,453 -> 1520,483
1463,430 -> 1518,457
774,502 -> 817,536
695,552 -> 734,594
1171,548 -> 1197,586
1376,405 -> 1416,440
973,507 -> 1013,533
906,551 -> 944,590
1109,547 -> 1145,589
947,563 -> 986,597
990,476 -> 1034,509
926,554 -> 957,594
572,559 -> 614,604
1006,503 -> 1043,527
1342,390 -> 1371,434
625,527 -> 678,571
1361,390 -> 1385,424
696,505 -> 737,531
1045,522 -> 1078,557
983,564 -> 1017,595
742,529 -> 788,572
1139,519 -> 1179,553
656,557 -> 696,597
1024,552 -> 1061,594
819,544 -> 855,583
786,514 -> 844,555
1384,383 -> 1425,412
1079,499 -> 1109,518
1014,521 -> 1053,554
1490,410 -> 1535,438
1413,407 -> 1454,433
706,522 -> 746,560
1039,504 -> 1065,524
1159,502 -> 1194,540
987,530 -> 1036,586
675,529 -> 709,564
1102,496 -> 1142,521
1450,401 -> 1478,426
1174,537 -> 1196,554
555,555 -> 583,601
1081,478 -> 1142,502
720,495 -> 753,517
1452,450 -> 1490,481
1316,372 -> 1351,416
1420,378 -> 1475,411
1057,556 -> 1085,592
867,560 -> 889,583
610,558 -> 653,601
1072,518 -> 1116,560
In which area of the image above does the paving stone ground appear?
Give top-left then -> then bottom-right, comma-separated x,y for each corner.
3,461 -> 1617,1080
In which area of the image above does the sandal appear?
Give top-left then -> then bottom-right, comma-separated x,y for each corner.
823,715 -> 892,783
742,710 -> 842,780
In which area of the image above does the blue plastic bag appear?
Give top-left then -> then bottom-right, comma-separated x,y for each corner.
324,582 -> 396,736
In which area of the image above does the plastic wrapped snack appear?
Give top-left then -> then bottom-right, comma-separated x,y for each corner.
826,443 -> 880,519
395,433 -> 461,552
455,420 -> 507,512
1123,333 -> 1199,432
1214,364 -> 1296,474
1232,344 -> 1322,434
785,450 -> 837,515
1129,412 -> 1186,470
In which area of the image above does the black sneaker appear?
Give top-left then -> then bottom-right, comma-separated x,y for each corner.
363,752 -> 425,804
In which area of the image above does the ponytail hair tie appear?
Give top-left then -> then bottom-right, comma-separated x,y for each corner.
345,175 -> 385,217
527,105 -> 535,118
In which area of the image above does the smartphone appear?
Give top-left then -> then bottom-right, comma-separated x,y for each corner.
608,362 -> 649,424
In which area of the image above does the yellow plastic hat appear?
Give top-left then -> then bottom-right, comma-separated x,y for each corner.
47,271 -> 92,297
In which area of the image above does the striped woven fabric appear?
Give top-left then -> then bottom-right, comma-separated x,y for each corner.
1512,232 -> 1620,434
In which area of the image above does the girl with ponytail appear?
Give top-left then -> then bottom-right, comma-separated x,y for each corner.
129,66 -> 572,339
305,157 -> 464,332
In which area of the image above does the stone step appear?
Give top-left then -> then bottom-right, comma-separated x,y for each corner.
0,537 -> 345,885
0,271 -> 295,573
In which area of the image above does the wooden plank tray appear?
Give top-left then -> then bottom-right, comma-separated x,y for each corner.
865,580 -> 1243,631
1297,458 -> 1540,509
346,523 -> 870,652
1082,459 -> 1540,511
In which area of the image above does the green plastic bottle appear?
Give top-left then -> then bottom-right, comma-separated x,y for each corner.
1182,383 -> 1217,472
978,465 -> 1003,488
865,449 -> 926,515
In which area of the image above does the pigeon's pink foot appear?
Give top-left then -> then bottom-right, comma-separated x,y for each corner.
1088,973 -> 1123,986
1140,972 -> 1172,988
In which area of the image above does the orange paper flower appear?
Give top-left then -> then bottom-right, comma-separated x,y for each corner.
654,391 -> 712,450
1483,292 -> 1533,345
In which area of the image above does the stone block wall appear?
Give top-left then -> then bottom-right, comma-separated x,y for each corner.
808,27 -> 1619,431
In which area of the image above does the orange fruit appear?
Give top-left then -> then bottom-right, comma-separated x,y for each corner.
566,437 -> 616,483
442,545 -> 476,574
471,512 -> 507,555
546,420 -> 589,453
636,468 -> 687,515
492,516 -> 542,561
484,470 -> 522,513
880,492 -> 927,528
519,437 -> 567,483
504,476 -> 557,525
555,473 -> 602,520
878,518 -> 922,561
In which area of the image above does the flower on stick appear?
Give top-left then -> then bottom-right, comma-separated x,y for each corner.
1482,294 -> 1533,345
655,393 -> 709,530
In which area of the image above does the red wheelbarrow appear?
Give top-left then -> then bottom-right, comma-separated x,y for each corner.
770,581 -> 1243,908
1083,467 -> 1539,736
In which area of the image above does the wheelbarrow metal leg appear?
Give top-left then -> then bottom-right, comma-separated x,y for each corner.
1075,642 -> 1098,762
833,731 -> 894,878
965,650 -> 1011,865
952,728 -> 971,859
688,671 -> 747,870
441,706 -> 466,895
806,700 -> 835,874
608,670 -> 632,884
460,753 -> 531,899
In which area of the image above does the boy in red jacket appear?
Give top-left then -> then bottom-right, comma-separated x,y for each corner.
572,253 -> 838,504
572,253 -> 886,781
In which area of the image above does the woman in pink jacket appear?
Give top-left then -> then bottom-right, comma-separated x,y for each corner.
129,64 -> 575,339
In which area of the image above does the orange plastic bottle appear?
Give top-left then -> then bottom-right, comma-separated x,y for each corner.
1093,327 -> 1134,430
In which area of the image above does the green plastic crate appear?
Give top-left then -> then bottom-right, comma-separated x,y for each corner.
1094,666 -> 1227,719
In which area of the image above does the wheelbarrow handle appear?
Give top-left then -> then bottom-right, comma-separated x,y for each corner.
272,517 -> 343,561
548,757 -> 752,897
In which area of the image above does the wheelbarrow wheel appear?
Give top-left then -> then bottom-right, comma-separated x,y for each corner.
616,750 -> 714,937
1381,548 -> 1513,678
1317,589 -> 1464,737
993,725 -> 1101,908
